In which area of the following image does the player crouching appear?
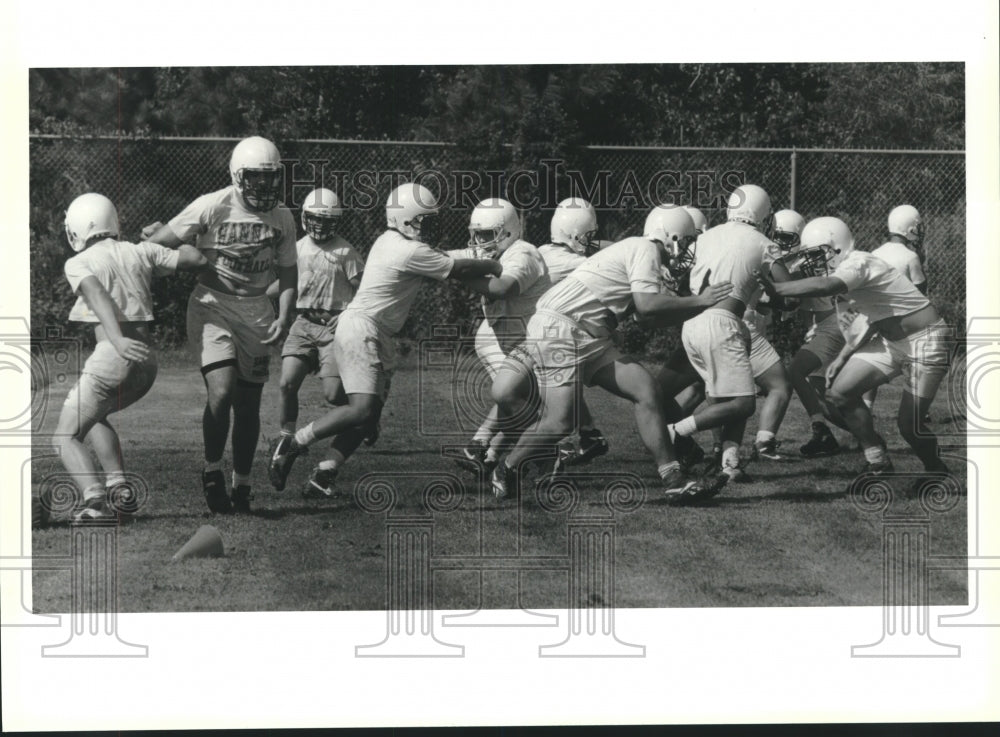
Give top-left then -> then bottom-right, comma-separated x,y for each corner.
490,205 -> 734,505
267,183 -> 502,494
56,194 -> 207,522
757,216 -> 954,493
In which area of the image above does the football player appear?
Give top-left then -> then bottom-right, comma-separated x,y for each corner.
490,205 -> 734,505
670,185 -> 791,483
56,193 -> 207,522
267,183 -> 502,493
757,216 -> 953,489
271,188 -> 365,497
144,136 -> 298,514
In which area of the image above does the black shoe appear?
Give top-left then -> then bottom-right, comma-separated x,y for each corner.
269,435 -> 307,491
231,485 -> 252,514
665,469 -> 727,507
859,457 -> 895,476
73,494 -> 117,523
674,434 -> 705,473
800,422 -> 839,458
565,429 -> 609,466
753,438 -> 783,461
203,469 -> 232,514
303,467 -> 339,499
490,462 -> 518,501
458,439 -> 489,469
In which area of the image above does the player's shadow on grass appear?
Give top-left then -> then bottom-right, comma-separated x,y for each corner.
718,488 -> 849,505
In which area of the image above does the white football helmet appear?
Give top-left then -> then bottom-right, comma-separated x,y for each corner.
681,205 -> 708,234
386,182 -> 441,243
64,193 -> 120,252
468,198 -> 521,256
794,216 -> 855,276
726,184 -> 773,233
550,197 -> 599,256
644,205 -> 698,284
301,188 -> 344,243
772,209 -> 806,252
887,204 -> 924,246
230,136 -> 283,212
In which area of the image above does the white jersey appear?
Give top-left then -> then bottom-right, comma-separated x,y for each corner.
871,241 -> 926,286
295,234 -> 364,311
537,243 -> 586,285
538,236 -> 661,338
689,221 -> 781,306
168,185 -> 297,291
832,251 -> 930,323
64,239 -> 179,323
345,230 -> 454,336
484,240 -> 549,323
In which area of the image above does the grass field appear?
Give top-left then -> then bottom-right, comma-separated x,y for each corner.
31,350 -> 968,612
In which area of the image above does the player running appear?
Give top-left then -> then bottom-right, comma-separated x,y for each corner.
56,193 -> 207,522
267,183 -> 502,493
757,216 -> 953,490
272,188 -> 365,497
144,136 -> 298,514
490,205 -> 734,505
669,184 -> 791,484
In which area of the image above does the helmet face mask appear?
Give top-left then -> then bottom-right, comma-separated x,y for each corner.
794,216 -> 855,276
303,212 -> 340,242
467,198 -> 520,256
795,246 -> 836,277
410,212 -> 441,246
230,137 -> 284,212
550,197 -> 598,256
771,209 -> 805,252
663,234 -> 696,286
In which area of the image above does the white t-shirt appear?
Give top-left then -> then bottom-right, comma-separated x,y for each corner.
537,243 -> 586,286
538,236 -> 662,338
168,186 -> 297,291
688,221 -> 781,306
345,229 -> 454,335
871,241 -> 926,286
295,235 -> 364,311
64,239 -> 179,323
483,240 -> 550,324
832,251 -> 930,323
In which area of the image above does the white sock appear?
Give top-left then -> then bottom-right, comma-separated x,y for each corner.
233,472 -> 251,487
280,427 -> 295,437
673,416 -> 698,437
756,430 -> 775,444
473,425 -> 492,443
105,471 -> 126,488
864,446 -> 887,464
295,423 -> 317,447
809,413 -> 826,424
319,449 -> 345,472
204,460 -> 223,473
82,482 -> 105,502
722,441 -> 740,470
658,461 -> 680,478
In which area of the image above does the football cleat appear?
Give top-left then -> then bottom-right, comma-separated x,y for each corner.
269,435 -> 308,491
458,439 -> 489,468
73,495 -> 116,523
858,457 -> 895,476
202,469 -> 232,514
564,428 -> 610,466
490,462 -> 518,501
664,470 -> 727,507
674,433 -> 706,474
303,467 -> 339,499
800,422 -> 840,458
752,438 -> 783,461
661,467 -> 698,497
231,485 -> 252,514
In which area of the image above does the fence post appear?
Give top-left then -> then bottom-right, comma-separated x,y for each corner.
789,149 -> 797,211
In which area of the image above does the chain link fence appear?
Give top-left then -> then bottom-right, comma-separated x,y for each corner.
29,136 -> 965,358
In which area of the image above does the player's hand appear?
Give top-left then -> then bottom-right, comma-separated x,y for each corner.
112,336 -> 150,362
261,319 -> 289,346
754,269 -> 779,300
697,280 -> 733,306
487,260 -> 503,277
140,222 -> 164,240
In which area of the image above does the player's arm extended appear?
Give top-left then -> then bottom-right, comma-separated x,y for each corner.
762,260 -> 799,311
632,281 -> 734,327
175,244 -> 209,272
76,276 -> 150,362
759,271 -> 847,299
463,274 -> 521,300
144,223 -> 185,248
448,258 -> 502,281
